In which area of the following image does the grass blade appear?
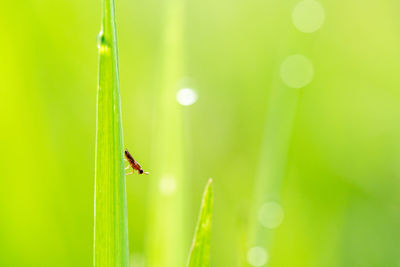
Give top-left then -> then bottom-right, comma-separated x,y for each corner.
147,0 -> 186,266
93,0 -> 129,266
187,179 -> 213,267
245,72 -> 299,266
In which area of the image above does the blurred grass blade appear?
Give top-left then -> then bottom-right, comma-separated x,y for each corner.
93,0 -> 129,266
147,0 -> 186,266
187,179 -> 213,267
245,58 -> 300,266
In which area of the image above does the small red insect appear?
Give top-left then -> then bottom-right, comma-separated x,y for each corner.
124,149 -> 149,175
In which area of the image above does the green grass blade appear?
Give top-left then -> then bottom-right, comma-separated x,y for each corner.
147,0 -> 186,266
93,0 -> 129,266
245,74 -> 299,266
187,179 -> 213,267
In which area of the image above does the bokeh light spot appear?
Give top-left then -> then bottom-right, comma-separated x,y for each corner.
247,246 -> 268,266
159,176 -> 177,196
176,88 -> 198,106
280,55 -> 314,88
258,202 -> 284,229
130,253 -> 145,267
292,0 -> 325,33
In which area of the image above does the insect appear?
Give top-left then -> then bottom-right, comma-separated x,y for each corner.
124,149 -> 149,175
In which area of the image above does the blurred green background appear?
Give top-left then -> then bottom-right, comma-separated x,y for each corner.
1,0 -> 400,266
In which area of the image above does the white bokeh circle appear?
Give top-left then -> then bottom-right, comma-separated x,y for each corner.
280,55 -> 314,88
247,246 -> 268,266
292,0 -> 325,33
176,88 -> 198,106
258,202 -> 284,229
